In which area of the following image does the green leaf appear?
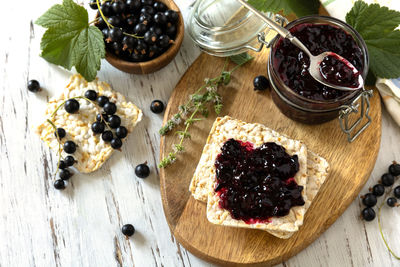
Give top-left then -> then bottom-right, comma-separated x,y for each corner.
229,53 -> 253,65
35,0 -> 105,81
346,1 -> 400,78
247,0 -> 319,17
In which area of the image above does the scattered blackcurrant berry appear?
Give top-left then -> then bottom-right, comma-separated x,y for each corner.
135,163 -> 150,178
102,131 -> 114,142
361,207 -> 375,221
362,193 -> 377,207
64,99 -> 80,113
108,115 -> 121,128
121,224 -> 135,236
64,156 -> 75,167
28,80 -> 41,92
387,197 -> 397,207
116,126 -> 128,138
165,10 -> 178,23
58,160 -> 67,169
89,0 -> 98,9
372,184 -> 385,196
97,96 -> 109,107
85,90 -> 98,101
150,100 -> 164,113
63,141 -> 77,154
381,173 -> 395,186
55,128 -> 66,139
92,121 -> 105,134
60,169 -> 72,180
111,138 -> 123,149
389,162 -> 400,176
103,102 -> 117,115
253,75 -> 269,91
54,179 -> 66,190
394,186 -> 400,199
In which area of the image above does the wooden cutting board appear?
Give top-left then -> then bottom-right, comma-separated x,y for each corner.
159,29 -> 381,267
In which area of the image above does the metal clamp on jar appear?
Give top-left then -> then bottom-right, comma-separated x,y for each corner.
188,0 -> 373,142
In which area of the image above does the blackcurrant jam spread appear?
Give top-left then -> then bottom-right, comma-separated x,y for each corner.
214,139 -> 305,224
273,23 -> 364,101
319,54 -> 360,88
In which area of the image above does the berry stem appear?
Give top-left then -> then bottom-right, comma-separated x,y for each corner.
378,202 -> 400,260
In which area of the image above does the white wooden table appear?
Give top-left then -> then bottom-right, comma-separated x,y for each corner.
1,1 -> 400,266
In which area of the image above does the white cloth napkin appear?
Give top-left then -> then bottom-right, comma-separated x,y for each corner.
321,0 -> 400,126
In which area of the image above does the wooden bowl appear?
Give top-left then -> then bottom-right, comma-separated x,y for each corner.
105,0 -> 184,74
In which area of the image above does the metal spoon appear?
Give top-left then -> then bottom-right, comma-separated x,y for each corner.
236,0 -> 364,91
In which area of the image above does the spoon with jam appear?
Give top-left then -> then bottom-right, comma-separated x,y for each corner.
237,0 -> 364,91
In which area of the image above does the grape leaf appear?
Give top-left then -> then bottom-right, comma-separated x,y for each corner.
247,0 -> 320,17
35,0 -> 105,81
346,1 -> 400,78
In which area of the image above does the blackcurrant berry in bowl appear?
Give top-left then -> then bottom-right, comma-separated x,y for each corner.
111,137 -> 123,149
121,224 -> 135,236
101,1 -> 113,16
387,197 -> 397,207
64,141 -> 77,154
108,16 -> 123,27
361,207 -> 375,221
253,75 -> 269,91
135,163 -> 150,178
389,162 -> 400,176
102,130 -> 114,142
372,184 -> 385,196
381,173 -> 395,186
103,102 -> 117,115
85,90 -> 98,101
54,179 -> 66,190
64,156 -> 75,167
55,128 -> 66,139
97,96 -> 109,107
116,126 -> 128,138
150,100 -> 164,113
111,0 -> 126,14
64,99 -> 80,113
362,193 -> 377,207
28,80 -> 41,92
98,0 -> 184,74
89,0 -> 98,10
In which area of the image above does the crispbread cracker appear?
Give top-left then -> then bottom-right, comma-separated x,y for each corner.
188,116 -> 308,232
36,74 -> 142,173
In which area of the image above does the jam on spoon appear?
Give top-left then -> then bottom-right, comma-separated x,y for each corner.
214,139 -> 305,224
319,53 -> 361,88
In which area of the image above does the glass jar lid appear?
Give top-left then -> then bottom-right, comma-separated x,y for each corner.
188,0 -> 274,56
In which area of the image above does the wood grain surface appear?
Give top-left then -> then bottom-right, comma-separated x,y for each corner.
2,0 -> 400,266
159,44 -> 382,265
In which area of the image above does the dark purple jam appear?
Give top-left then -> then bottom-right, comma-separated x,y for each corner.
319,53 -> 360,88
273,23 -> 364,101
214,139 -> 305,224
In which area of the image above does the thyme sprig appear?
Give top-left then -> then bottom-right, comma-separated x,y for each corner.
159,54 -> 253,168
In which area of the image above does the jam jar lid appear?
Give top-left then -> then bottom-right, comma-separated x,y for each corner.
188,0 -> 277,56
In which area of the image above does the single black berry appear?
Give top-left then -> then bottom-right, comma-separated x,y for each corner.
109,27 -> 123,42
111,41 -> 123,55
144,31 -> 158,44
153,2 -> 167,11
97,96 -> 109,107
134,23 -> 148,35
111,138 -> 123,149
101,27 -> 109,39
28,80 -> 41,92
102,131 -> 114,142
54,179 -> 66,190
158,35 -> 170,48
135,163 -> 150,178
121,224 -> 135,236
96,113 -> 109,122
387,197 -> 397,207
381,173 -> 395,186
394,186 -> 400,199
253,75 -> 269,91
135,39 -> 148,55
125,16 -> 138,27
150,100 -> 164,113
141,0 -> 153,6
154,12 -> 167,25
166,25 -> 176,38
58,160 -> 67,169
108,115 -> 121,128
116,126 -> 128,138
55,128 -> 66,139
149,26 -> 162,35
63,141 -> 77,154
372,184 -> 385,196
141,6 -> 155,15
101,1 -> 112,16
126,0 -> 141,12
149,44 -> 161,58
130,53 -> 145,62
64,156 -> 75,167
64,99 -> 80,113
122,36 -> 136,50
362,193 -> 377,207
361,207 -> 375,221
97,16 -> 107,29
165,10 -> 178,23
92,121 -> 105,134
89,0 -> 98,9
60,169 -> 72,180
389,163 -> 400,176
108,16 -> 122,27
139,13 -> 153,25
85,90 -> 98,101
112,0 -> 126,14
103,102 -> 117,115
